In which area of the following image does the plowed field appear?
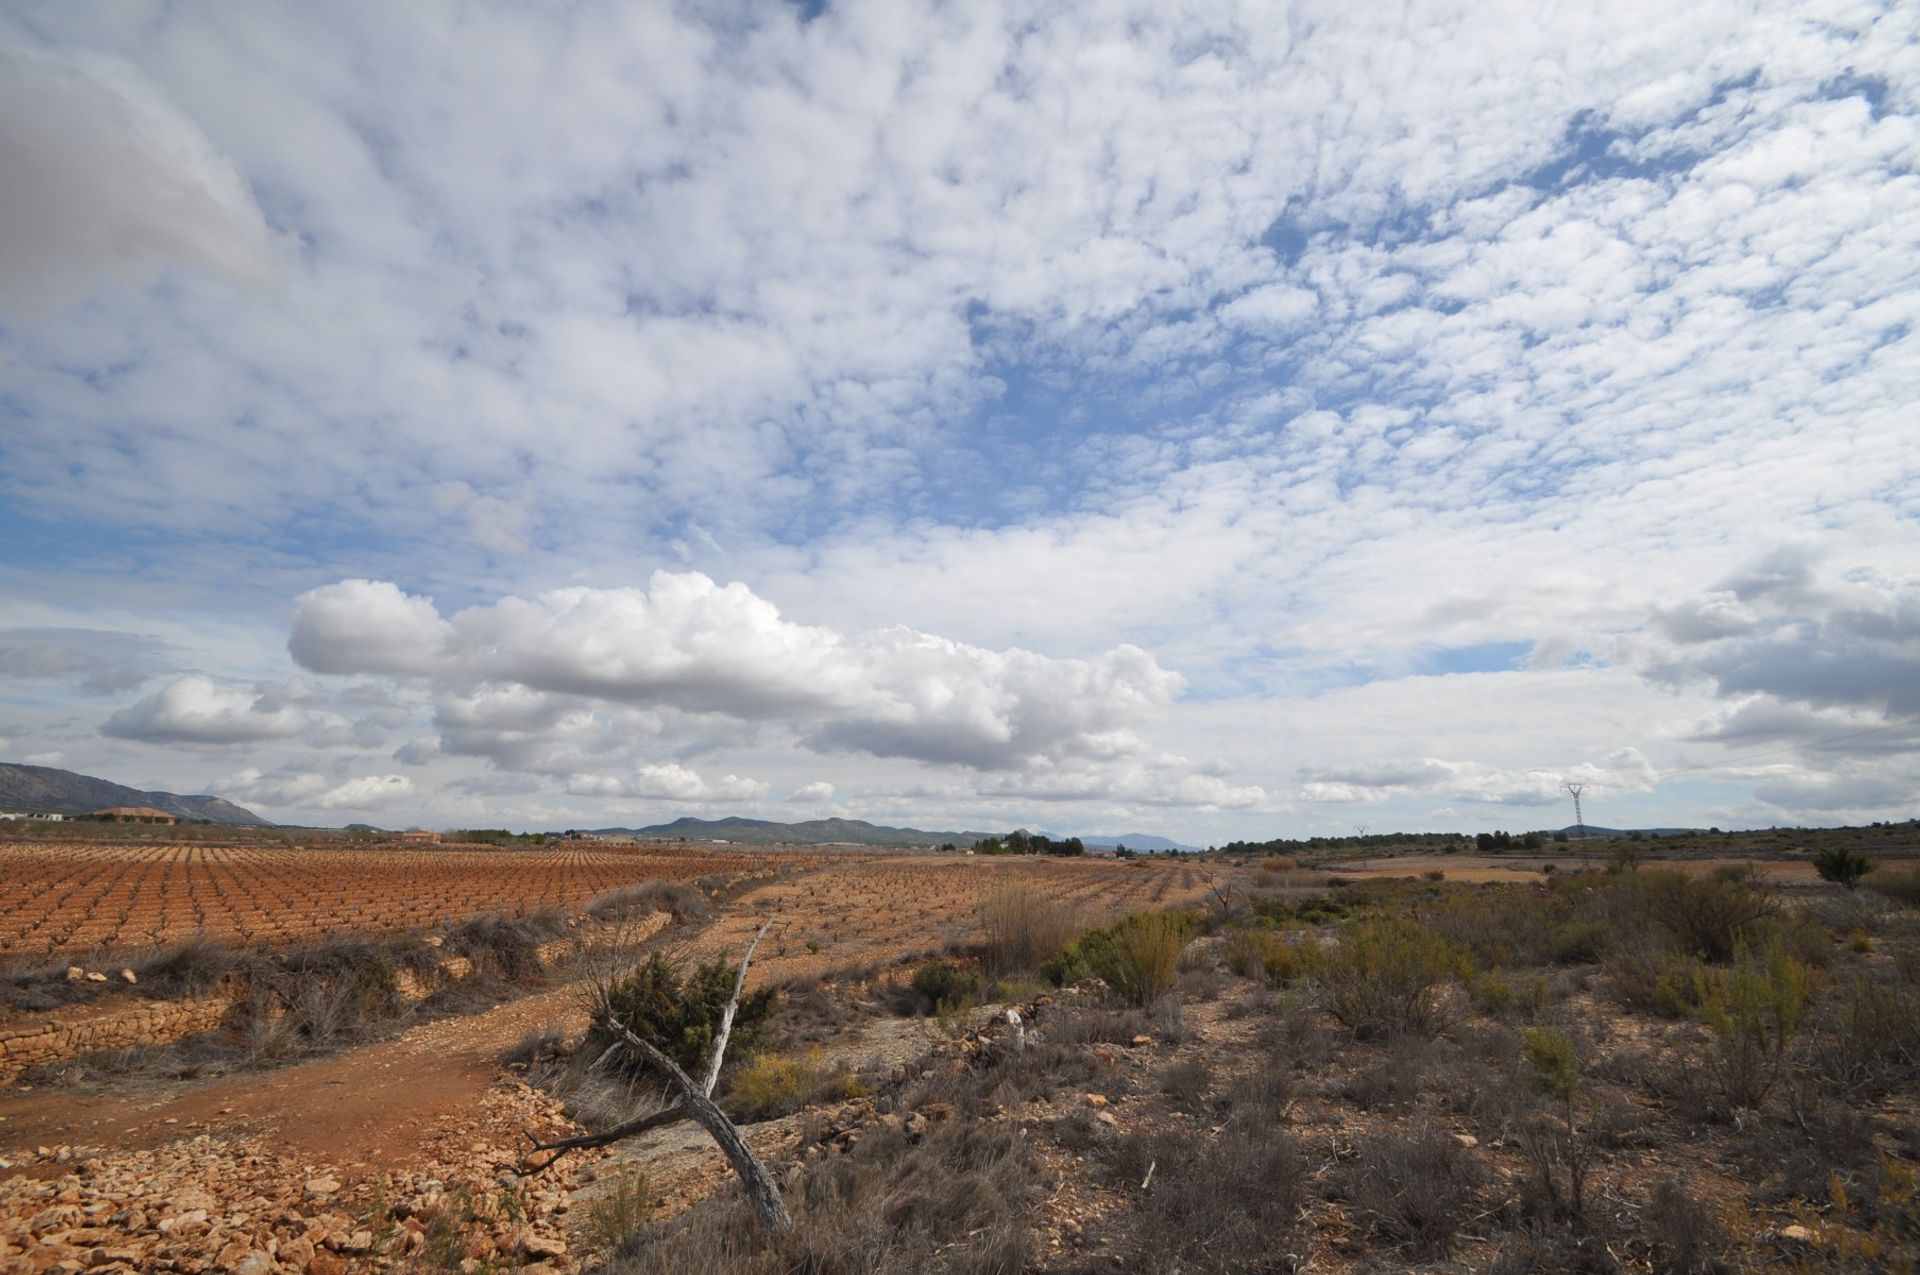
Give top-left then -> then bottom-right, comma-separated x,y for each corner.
0,839 -> 813,960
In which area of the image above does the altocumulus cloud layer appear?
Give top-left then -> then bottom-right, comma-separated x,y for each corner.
0,1 -> 1916,836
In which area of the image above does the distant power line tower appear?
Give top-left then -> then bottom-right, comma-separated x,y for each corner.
1564,783 -> 1587,841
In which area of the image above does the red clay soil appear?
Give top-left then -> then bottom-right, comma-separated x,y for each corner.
0,984 -> 587,1175
0,855 -> 1213,1183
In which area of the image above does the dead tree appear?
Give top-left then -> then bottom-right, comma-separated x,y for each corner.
522,919 -> 791,1232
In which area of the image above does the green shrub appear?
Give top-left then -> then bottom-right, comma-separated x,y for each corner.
1315,917 -> 1464,1039
1867,866 -> 1920,908
582,1169 -> 651,1257
1077,911 -> 1191,1007
907,960 -> 981,1015
725,1048 -> 866,1123
1813,845 -> 1875,888
592,951 -> 778,1077
1692,938 -> 1819,1110
1548,919 -> 1608,964
1223,926 -> 1309,985
1469,969 -> 1548,1020
1633,869 -> 1778,963
1608,945 -> 1703,1018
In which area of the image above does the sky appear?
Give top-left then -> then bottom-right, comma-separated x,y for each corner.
1,1 -> 1917,843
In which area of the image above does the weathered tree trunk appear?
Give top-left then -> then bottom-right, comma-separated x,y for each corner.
524,918 -> 791,1235
598,1016 -> 793,1233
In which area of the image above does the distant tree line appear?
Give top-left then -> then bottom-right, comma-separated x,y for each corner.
449,828 -> 549,846
1216,832 -> 1468,856
971,830 -> 1085,856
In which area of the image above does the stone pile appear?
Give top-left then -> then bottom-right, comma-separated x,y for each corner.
0,1083 -> 589,1273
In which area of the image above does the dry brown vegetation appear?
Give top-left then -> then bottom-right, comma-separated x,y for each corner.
4,830 -> 1918,1274
560,844 -> 1920,1275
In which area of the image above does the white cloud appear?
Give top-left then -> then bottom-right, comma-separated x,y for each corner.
216,767 -> 414,810
103,675 -> 312,744
2,3 -> 1915,836
0,43 -> 273,313
1299,750 -> 1656,808
563,764 -> 767,804
789,781 -> 835,804
291,572 -> 1182,771
287,580 -> 452,677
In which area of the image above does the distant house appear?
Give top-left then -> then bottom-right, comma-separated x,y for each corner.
396,829 -> 441,844
91,806 -> 178,824
0,811 -> 65,822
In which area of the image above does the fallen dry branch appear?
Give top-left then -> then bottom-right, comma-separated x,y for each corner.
521,919 -> 787,1237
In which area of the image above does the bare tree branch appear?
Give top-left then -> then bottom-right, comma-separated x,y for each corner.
522,1102 -> 689,1174
520,917 -> 782,1198
597,1013 -> 793,1233
702,917 -> 775,1098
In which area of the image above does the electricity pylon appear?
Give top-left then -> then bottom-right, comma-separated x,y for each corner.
1563,782 -> 1586,841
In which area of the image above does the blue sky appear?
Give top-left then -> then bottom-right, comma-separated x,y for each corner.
1,1 -> 1917,840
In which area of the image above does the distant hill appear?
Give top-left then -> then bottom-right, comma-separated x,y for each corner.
0,763 -> 267,825
1551,825 -> 1701,839
594,815 -> 996,848
1075,832 -> 1201,853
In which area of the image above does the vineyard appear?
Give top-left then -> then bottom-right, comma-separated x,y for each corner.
0,839 -> 818,961
691,854 -> 1216,981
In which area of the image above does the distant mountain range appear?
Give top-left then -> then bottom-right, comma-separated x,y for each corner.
591,815 -> 996,847
1074,833 -> 1201,853
588,815 -> 1200,851
0,763 -> 266,825
1550,825 -> 1701,838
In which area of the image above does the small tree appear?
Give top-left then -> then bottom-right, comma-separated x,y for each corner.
1812,845 -> 1875,889
1521,1027 -> 1587,1218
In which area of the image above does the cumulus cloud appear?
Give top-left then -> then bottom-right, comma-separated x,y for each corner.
1644,553 -> 1920,721
291,572 -> 1182,772
215,767 -> 414,810
789,781 -> 835,804
0,628 -> 166,694
4,3 -> 1917,834
1301,749 -> 1656,808
287,580 -> 452,677
563,764 -> 767,804
0,43 -> 273,313
103,675 -> 313,744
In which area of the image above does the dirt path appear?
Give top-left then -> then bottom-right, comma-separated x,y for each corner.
0,854 -> 1263,1176
0,982 -> 589,1171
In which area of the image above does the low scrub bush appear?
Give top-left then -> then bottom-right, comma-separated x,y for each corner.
606,1118 -> 1047,1274
1075,911 -> 1192,1007
1802,970 -> 1920,1099
1813,845 -> 1875,888
1333,1127 -> 1486,1258
583,1169 -> 653,1259
979,885 -> 1079,977
1222,925 -> 1310,984
1691,938 -> 1818,1111
1099,1118 -> 1307,1272
592,950 -> 779,1078
1469,969 -> 1550,1021
1867,866 -> 1920,908
445,911 -> 568,982
724,1047 -> 866,1123
588,881 -> 711,924
1316,917 -> 1464,1039
1608,945 -> 1704,1018
1550,919 -> 1609,965
905,959 -> 981,1015
1641,1177 -> 1728,1275
1635,870 -> 1778,963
